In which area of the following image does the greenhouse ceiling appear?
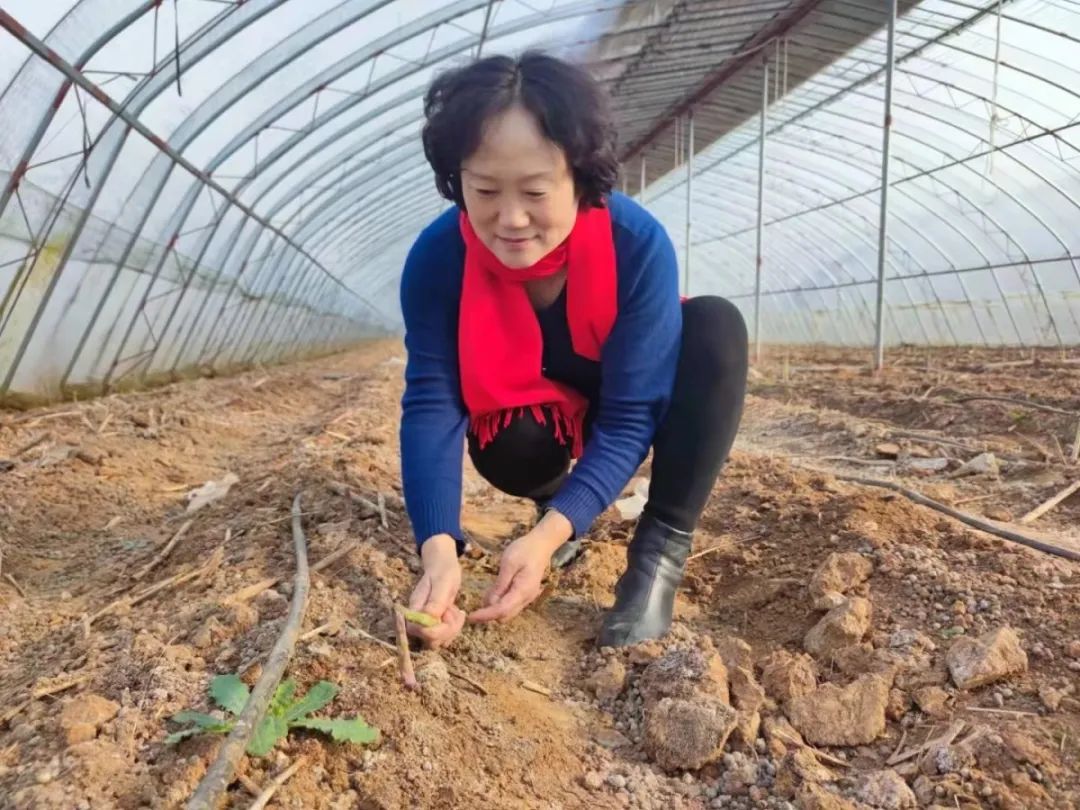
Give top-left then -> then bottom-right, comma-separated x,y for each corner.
1,0 -> 1078,404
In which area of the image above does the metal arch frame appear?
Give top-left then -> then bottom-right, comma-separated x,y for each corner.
109,0 -> 628,379
805,100 -> 1080,342
644,0 -> 1024,200
697,146 -> 1010,343
841,75 -> 1080,295
684,191 -> 885,342
195,155 -> 433,370
3,0 -> 1077,395
66,0 -> 474,386
686,168 -> 934,344
90,0 -> 445,383
761,120 -> 1062,345
248,179 -> 438,360
0,2 -> 387,392
653,122 -> 960,345
0,1 -> 164,230
688,152 -> 974,345
681,63 -> 1077,345
54,0 -> 408,384
689,132 -> 1008,345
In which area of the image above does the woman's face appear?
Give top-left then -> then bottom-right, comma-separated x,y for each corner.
460,104 -> 578,268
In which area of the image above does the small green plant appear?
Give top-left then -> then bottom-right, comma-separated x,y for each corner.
166,674 -> 379,755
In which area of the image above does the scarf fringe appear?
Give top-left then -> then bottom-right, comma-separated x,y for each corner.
470,404 -> 584,458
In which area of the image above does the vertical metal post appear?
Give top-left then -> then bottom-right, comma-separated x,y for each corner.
683,110 -> 694,297
874,0 -> 897,371
988,0 -> 1002,173
753,56 -> 769,364
639,156 -> 646,199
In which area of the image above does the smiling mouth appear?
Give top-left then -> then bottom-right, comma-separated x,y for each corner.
498,235 -> 534,245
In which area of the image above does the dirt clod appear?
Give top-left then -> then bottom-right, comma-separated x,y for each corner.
808,552 -> 874,610
760,649 -> 818,705
643,696 -> 738,771
59,694 -> 120,747
787,674 -> 890,746
856,769 -> 917,809
946,625 -> 1028,689
586,658 -> 627,701
804,597 -> 872,659
638,645 -> 730,709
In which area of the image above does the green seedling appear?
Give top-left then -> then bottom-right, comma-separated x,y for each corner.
165,674 -> 379,755
398,606 -> 440,628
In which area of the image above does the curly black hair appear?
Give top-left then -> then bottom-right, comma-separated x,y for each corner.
421,51 -> 619,209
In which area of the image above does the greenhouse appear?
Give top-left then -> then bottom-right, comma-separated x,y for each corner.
1,2 -> 1079,809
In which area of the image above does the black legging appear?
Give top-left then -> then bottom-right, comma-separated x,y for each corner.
467,297 -> 748,533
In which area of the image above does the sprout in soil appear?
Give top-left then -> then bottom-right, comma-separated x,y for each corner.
165,674 -> 379,756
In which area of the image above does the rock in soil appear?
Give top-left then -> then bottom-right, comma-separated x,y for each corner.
804,597 -> 872,659
1038,684 -> 1064,712
762,714 -> 806,756
728,666 -> 766,747
886,687 -> 910,721
774,747 -> 837,798
786,674 -> 890,746
946,625 -> 1028,689
643,696 -> 738,771
856,769 -> 917,809
712,634 -> 754,671
639,644 -> 730,709
796,782 -> 859,810
586,657 -> 627,701
760,649 -> 818,705
59,694 -> 120,746
720,750 -> 758,795
808,552 -> 874,610
912,685 -> 952,719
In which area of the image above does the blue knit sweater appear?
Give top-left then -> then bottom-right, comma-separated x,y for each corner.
399,192 -> 682,551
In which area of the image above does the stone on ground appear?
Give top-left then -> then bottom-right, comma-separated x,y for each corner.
639,644 -> 729,709
643,696 -> 738,771
760,649 -> 818,706
808,552 -> 873,610
946,626 -> 1027,689
804,597 -> 872,659
856,770 -> 917,809
786,674 -> 890,746
586,658 -> 627,701
59,694 -> 120,746
796,782 -> 859,810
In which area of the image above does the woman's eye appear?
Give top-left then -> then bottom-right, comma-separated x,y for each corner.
475,188 -> 497,197
525,191 -> 546,199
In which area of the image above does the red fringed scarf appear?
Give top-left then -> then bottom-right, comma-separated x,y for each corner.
458,204 -> 617,458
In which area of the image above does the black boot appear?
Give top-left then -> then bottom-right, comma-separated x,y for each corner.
598,512 -> 691,647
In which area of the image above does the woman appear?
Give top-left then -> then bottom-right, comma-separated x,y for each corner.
399,51 -> 747,649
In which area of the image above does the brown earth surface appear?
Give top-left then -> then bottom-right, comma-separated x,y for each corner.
1,342 -> 1078,809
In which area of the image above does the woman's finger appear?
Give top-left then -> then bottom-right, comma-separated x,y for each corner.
470,577 -> 531,623
407,576 -> 432,611
420,607 -> 466,648
482,561 -> 517,607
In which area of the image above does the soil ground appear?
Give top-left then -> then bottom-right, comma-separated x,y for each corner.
1,342 -> 1078,809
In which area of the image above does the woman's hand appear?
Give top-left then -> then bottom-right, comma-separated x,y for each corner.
469,510 -> 573,625
407,534 -> 466,648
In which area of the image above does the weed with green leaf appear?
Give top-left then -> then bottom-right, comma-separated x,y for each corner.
166,674 -> 379,755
